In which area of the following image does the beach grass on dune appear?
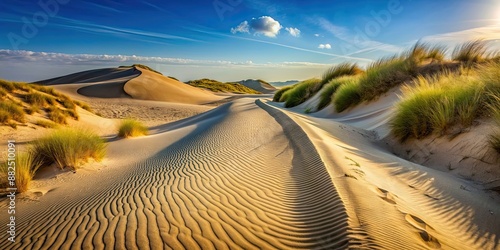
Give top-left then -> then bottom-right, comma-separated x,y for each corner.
280,79 -> 321,108
488,95 -> 500,153
391,62 -> 500,141
273,86 -> 294,102
187,78 -> 261,94
48,107 -> 68,124
333,79 -> 363,112
0,102 -> 26,123
36,119 -> 58,128
0,151 -> 42,193
31,128 -> 106,170
452,40 -> 487,64
317,76 -> 357,111
118,119 -> 149,138
320,62 -> 363,86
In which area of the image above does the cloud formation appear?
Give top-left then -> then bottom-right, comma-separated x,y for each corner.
285,27 -> 301,37
318,44 -> 331,49
231,16 -> 282,38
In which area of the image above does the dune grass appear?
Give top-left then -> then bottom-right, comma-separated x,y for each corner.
0,152 -> 42,193
47,107 -> 68,124
452,40 -> 487,64
187,78 -> 261,94
0,79 -> 15,91
0,102 -> 26,123
32,128 -> 106,169
279,79 -> 321,108
273,86 -> 294,102
24,91 -> 56,107
118,119 -> 149,138
333,79 -> 363,112
317,76 -> 357,111
391,62 -> 500,141
321,63 -> 363,86
35,119 -> 58,128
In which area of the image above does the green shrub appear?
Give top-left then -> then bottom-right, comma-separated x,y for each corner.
32,128 -> 106,169
317,76 -> 355,110
273,86 -> 293,102
0,102 -> 25,123
452,40 -> 487,64
333,80 -> 363,112
118,119 -> 148,138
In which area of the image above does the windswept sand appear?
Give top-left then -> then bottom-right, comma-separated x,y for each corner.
0,99 -> 349,249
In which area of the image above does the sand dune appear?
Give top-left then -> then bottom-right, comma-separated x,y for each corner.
40,66 -> 223,104
0,99 -> 349,249
239,79 -> 277,94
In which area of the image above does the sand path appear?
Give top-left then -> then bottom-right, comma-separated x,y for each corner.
0,98 -> 349,249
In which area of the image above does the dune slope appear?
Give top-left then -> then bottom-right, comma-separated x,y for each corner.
124,69 -> 222,104
0,99 -> 348,249
239,79 -> 277,94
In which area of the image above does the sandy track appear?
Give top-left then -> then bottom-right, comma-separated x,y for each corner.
1,98 -> 348,249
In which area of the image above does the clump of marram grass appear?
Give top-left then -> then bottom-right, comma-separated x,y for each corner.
390,64 -> 499,141
118,119 -> 148,138
47,107 -> 67,124
317,76 -> 357,111
24,91 -> 56,107
333,79 -> 363,112
406,42 -> 447,63
0,79 -> 15,91
31,128 -> 106,170
452,40 -> 487,64
279,79 -> 321,108
0,102 -> 26,123
488,94 -> 500,153
320,62 -> 363,86
0,151 -> 42,193
273,86 -> 294,102
35,119 -> 58,128
74,100 -> 93,112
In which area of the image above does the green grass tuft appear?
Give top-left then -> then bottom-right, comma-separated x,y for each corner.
273,86 -> 294,102
279,79 -> 321,108
333,79 -> 363,112
321,62 -> 363,86
317,76 -> 356,110
118,119 -> 149,138
187,79 -> 261,94
32,128 -> 106,169
0,79 -> 15,91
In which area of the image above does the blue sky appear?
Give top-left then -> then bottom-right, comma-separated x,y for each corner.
1,0 -> 500,82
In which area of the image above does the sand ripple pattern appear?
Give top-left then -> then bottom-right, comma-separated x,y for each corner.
2,100 -> 348,249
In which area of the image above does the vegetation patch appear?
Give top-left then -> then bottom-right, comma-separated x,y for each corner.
187,78 -> 261,94
0,102 -> 26,123
317,76 -> 357,111
391,63 -> 500,141
32,128 -> 106,169
279,79 -> 321,108
118,119 -> 149,138
272,86 -> 294,102
0,151 -> 42,193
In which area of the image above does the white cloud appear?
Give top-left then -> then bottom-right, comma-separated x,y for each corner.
421,24 -> 500,46
314,34 -> 320,37
230,21 -> 250,34
231,16 -> 282,38
285,27 -> 301,37
318,44 -> 331,49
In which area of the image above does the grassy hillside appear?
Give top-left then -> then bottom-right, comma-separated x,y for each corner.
0,79 -> 92,128
187,79 -> 261,94
273,40 -> 500,151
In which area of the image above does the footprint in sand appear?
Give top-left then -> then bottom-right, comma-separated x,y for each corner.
405,214 -> 441,249
374,187 -> 397,205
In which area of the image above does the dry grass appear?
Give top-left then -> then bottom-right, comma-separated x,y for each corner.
118,119 -> 149,138
32,128 -> 106,169
0,151 -> 42,193
452,40 -> 487,64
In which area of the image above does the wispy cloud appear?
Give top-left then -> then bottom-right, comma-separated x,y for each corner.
285,27 -> 301,37
421,24 -> 500,45
0,49 -> 333,68
192,28 -> 373,62
83,1 -> 123,13
315,17 -> 402,55
318,44 -> 331,49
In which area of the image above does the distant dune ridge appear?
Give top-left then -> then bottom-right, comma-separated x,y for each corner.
39,66 -> 223,104
238,79 -> 277,94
